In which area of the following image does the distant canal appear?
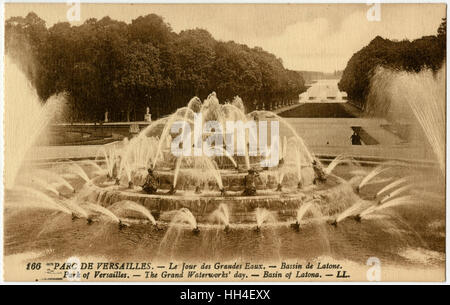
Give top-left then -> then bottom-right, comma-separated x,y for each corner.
278,103 -> 355,118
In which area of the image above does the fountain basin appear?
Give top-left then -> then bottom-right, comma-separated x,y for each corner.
128,167 -> 316,191
84,174 -> 355,223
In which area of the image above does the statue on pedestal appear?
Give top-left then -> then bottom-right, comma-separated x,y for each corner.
144,107 -> 151,122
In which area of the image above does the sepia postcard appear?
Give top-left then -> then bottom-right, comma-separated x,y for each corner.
1,2 -> 447,284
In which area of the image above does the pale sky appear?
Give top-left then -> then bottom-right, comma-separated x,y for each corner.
5,3 -> 446,72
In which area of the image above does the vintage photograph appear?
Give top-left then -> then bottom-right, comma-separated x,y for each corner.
2,3 -> 446,282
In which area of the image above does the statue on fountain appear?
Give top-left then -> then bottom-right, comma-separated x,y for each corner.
119,220 -> 128,230
351,214 -> 362,222
195,186 -> 202,194
290,220 -> 300,232
243,169 -> 259,196
142,168 -> 159,194
167,185 -> 176,195
220,188 -> 226,196
312,160 -> 327,184
329,218 -> 338,227
192,226 -> 200,235
276,183 -> 283,192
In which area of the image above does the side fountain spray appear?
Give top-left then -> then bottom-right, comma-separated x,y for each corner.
291,200 -> 317,231
367,63 -> 445,175
359,195 -> 416,220
254,208 -> 276,232
357,166 -> 391,193
210,204 -> 231,233
108,200 -> 157,226
167,208 -> 199,235
376,176 -> 412,198
82,202 -> 121,227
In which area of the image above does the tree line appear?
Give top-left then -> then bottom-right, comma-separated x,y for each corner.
338,18 -> 446,110
6,12 -> 307,122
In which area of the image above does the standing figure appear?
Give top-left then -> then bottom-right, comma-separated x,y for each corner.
351,131 -> 362,145
142,168 -> 159,194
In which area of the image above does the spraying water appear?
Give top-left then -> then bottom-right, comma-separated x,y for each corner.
198,156 -> 224,190
277,171 -> 285,186
379,184 -> 413,204
247,110 -> 314,163
33,169 -> 74,192
109,200 -> 156,225
377,176 -> 412,197
209,203 -> 230,226
231,96 -> 245,113
282,136 -> 287,161
98,147 -> 117,177
4,56 -> 63,189
367,63 -> 445,175
170,208 -> 198,230
255,208 -> 276,228
151,107 -> 193,169
21,177 -> 60,196
296,200 -> 317,223
61,199 -> 89,218
82,160 -> 105,176
325,154 -> 349,175
83,203 -> 120,223
69,163 -> 90,182
173,157 -> 184,188
211,146 -> 238,168
8,186 -> 71,214
336,200 -> 365,223
360,195 -> 416,218
358,166 -> 391,191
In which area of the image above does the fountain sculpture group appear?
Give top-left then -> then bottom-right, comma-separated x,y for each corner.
61,93 -> 414,234
5,92 -> 423,239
